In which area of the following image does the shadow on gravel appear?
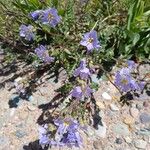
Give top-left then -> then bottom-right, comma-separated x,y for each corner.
37,93 -> 66,125
7,64 -> 62,108
23,140 -> 48,150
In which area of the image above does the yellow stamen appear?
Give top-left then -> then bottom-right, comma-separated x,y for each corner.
88,38 -> 94,43
48,13 -> 54,22
121,78 -> 128,85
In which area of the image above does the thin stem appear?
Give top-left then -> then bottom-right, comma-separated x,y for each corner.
91,21 -> 98,30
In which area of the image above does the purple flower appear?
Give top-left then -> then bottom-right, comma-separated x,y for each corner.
35,45 -> 54,63
30,10 -> 42,21
74,59 -> 91,79
137,81 -> 145,91
84,86 -> 93,98
115,68 -> 133,92
63,131 -> 82,147
126,60 -> 136,69
114,68 -> 142,92
54,118 -> 82,147
80,30 -> 101,52
38,125 -> 50,145
71,85 -> 93,100
19,24 -> 35,41
41,8 -> 61,27
54,119 -> 68,136
64,120 -> 82,147
71,86 -> 83,100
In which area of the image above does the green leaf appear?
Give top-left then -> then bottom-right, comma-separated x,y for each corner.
132,33 -> 140,45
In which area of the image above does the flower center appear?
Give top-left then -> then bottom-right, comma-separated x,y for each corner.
64,121 -> 69,126
48,13 -> 54,22
41,51 -> 49,59
88,38 -> 94,44
121,78 -> 128,85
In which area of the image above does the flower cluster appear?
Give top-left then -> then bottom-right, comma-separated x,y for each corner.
35,45 -> 54,63
30,8 -> 61,27
20,7 -> 101,147
39,118 -> 82,148
70,59 -> 93,100
19,8 -> 61,63
114,61 -> 145,92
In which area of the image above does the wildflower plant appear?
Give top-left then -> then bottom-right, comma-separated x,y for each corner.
0,0 -> 149,149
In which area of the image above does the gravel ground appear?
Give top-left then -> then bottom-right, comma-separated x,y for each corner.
0,46 -> 150,150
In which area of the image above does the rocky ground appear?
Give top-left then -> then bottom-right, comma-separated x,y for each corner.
0,45 -> 150,150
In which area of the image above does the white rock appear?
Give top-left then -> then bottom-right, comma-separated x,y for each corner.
95,122 -> 107,138
134,139 -> 147,149
110,104 -> 119,111
102,92 -> 112,100
10,108 -> 16,117
124,136 -> 132,143
130,107 -> 139,118
27,105 -> 36,111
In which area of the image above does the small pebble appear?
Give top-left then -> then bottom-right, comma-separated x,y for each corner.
95,123 -> 107,138
134,139 -> 147,149
10,108 -> 16,117
115,138 -> 122,144
113,123 -> 129,135
110,104 -> 119,111
140,113 -> 150,124
124,136 -> 132,143
136,103 -> 143,110
143,101 -> 149,107
130,107 -> 139,118
15,130 -> 27,138
102,92 -> 112,100
123,116 -> 135,125
27,105 -> 36,111
96,101 -> 105,109
93,140 -> 102,149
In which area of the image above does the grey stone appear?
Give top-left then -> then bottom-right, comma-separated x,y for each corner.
134,139 -> 147,149
0,136 -> 10,148
140,113 -> 150,124
136,103 -> 143,110
15,130 -> 27,138
137,128 -> 150,136
112,123 -> 130,135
